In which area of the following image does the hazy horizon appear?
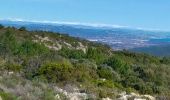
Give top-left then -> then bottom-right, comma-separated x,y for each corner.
1,0 -> 170,31
1,18 -> 169,32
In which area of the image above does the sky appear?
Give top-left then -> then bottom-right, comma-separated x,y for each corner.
0,0 -> 170,31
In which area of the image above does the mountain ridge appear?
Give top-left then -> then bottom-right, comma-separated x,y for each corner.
1,19 -> 170,51
0,19 -> 167,32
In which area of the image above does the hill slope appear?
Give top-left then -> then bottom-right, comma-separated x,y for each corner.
131,44 -> 170,56
0,26 -> 170,99
1,20 -> 170,51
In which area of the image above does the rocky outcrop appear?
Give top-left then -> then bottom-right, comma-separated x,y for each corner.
76,42 -> 87,53
118,92 -> 155,100
102,97 -> 112,100
33,35 -> 62,51
55,86 -> 89,100
33,35 -> 87,52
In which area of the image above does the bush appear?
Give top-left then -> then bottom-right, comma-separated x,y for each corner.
86,47 -> 106,64
16,40 -> 49,56
43,90 -> 55,100
105,56 -> 131,75
19,27 -> 26,31
99,90 -> 107,98
38,59 -> 73,82
97,67 -> 113,80
72,61 -> 98,82
59,47 -> 85,59
0,24 -> 4,29
4,63 -> 22,72
97,80 -> 115,88
0,92 -> 17,100
160,57 -> 170,64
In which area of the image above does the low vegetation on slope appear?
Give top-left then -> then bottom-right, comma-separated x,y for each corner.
0,25 -> 170,99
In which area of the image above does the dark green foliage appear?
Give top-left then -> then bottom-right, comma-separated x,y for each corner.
0,91 -> 17,100
0,30 -> 49,58
105,56 -> 131,75
16,40 -> 49,56
4,62 -> 22,72
97,67 -> 113,80
59,47 -> 85,59
86,47 -> 107,64
72,61 -> 98,82
0,24 -> 4,29
19,26 -> 26,31
0,30 -> 18,59
43,90 -> 56,100
99,90 -> 107,98
160,57 -> 170,64
38,60 -> 73,82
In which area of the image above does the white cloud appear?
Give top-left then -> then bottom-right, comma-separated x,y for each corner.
1,18 -> 128,29
0,18 -> 164,31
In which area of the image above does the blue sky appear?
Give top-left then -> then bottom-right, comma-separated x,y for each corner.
0,0 -> 170,31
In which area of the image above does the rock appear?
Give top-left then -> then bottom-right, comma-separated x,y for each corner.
8,71 -> 14,75
63,42 -> 72,48
143,95 -> 155,100
118,95 -> 128,100
76,42 -> 87,53
55,94 -> 60,100
70,95 -> 79,100
119,91 -> 126,96
102,97 -> 112,100
130,92 -> 139,96
100,78 -> 106,81
134,99 -> 146,100
34,35 -> 62,51
118,92 -> 156,100
55,86 -> 88,100
0,96 -> 2,100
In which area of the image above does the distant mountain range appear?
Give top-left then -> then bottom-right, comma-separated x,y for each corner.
1,19 -> 170,55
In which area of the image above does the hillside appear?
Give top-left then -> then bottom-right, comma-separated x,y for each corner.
0,25 -> 170,100
131,44 -> 170,57
1,20 -> 170,50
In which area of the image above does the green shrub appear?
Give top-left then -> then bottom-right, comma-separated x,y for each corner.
86,47 -> 106,64
0,92 -> 17,100
160,57 -> 170,64
16,40 -> 49,56
19,27 -> 26,31
0,24 -> 4,29
97,80 -> 115,88
97,67 -> 113,80
59,47 -> 85,59
105,56 -> 131,75
43,90 -> 55,100
38,59 -> 73,82
99,90 -> 107,98
0,30 -> 18,55
72,62 -> 98,82
4,63 -> 22,72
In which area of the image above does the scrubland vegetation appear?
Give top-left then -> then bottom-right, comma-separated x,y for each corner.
0,25 -> 170,99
